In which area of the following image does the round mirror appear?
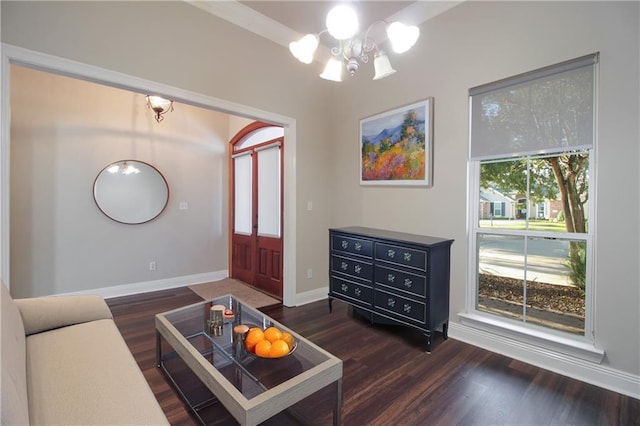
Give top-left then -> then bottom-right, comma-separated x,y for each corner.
93,160 -> 169,224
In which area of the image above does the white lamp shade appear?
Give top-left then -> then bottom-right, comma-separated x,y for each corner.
320,58 -> 343,82
387,22 -> 420,54
326,5 -> 358,40
146,95 -> 172,112
373,51 -> 396,80
289,34 -> 319,64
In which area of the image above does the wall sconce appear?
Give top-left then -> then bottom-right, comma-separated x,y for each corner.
146,95 -> 174,123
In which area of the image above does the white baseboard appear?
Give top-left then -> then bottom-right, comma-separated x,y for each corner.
295,286 -> 329,306
60,270 -> 229,299
448,322 -> 640,399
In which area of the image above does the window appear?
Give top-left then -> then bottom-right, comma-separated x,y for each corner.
492,202 -> 503,217
536,203 -> 546,219
468,54 -> 597,340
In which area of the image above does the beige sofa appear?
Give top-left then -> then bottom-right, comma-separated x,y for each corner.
1,283 -> 169,425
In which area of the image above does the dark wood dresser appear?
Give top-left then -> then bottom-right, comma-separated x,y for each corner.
328,226 -> 454,352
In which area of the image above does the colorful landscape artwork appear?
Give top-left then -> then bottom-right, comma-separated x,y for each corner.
360,99 -> 432,186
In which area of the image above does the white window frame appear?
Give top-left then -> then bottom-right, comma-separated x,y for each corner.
462,54 -> 604,363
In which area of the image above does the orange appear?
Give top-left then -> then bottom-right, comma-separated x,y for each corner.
280,332 -> 294,349
269,340 -> 290,358
244,327 -> 264,352
263,326 -> 282,343
254,340 -> 272,357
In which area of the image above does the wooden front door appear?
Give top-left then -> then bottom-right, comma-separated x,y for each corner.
230,123 -> 283,299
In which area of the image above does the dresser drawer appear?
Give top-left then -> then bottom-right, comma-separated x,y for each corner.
331,234 -> 373,258
375,243 -> 427,271
331,276 -> 372,306
375,265 -> 427,298
330,255 -> 373,282
374,288 -> 426,324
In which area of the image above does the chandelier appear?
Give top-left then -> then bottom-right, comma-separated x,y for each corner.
289,4 -> 420,82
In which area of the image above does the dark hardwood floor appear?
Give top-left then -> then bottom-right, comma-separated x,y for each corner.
107,287 -> 639,426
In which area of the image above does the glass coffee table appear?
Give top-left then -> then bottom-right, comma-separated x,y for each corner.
156,295 -> 343,425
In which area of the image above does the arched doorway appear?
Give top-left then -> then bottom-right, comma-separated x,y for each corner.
229,122 -> 284,299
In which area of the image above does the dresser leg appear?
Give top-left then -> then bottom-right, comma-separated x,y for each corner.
443,321 -> 449,340
328,296 -> 333,313
424,332 -> 432,353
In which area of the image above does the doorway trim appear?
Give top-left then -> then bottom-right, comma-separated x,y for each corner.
0,43 -> 297,306
229,122 -> 285,299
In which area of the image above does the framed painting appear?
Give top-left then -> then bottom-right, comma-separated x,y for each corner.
360,98 -> 433,186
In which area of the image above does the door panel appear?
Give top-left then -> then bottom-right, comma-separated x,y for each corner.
232,233 -> 253,284
254,144 -> 282,298
255,235 -> 282,297
231,152 -> 255,284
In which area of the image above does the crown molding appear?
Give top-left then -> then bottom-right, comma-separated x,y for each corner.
186,0 -> 300,49
185,1 -> 464,50
388,1 -> 464,25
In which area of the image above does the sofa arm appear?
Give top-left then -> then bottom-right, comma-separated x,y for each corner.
15,295 -> 113,336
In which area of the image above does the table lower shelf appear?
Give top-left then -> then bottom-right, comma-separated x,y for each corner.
157,332 -> 342,425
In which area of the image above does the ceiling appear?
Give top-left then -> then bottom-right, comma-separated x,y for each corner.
187,1 -> 462,53
239,1 -> 414,37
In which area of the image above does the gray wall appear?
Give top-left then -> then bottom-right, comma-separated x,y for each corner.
328,1 -> 639,376
1,0 -> 335,298
1,1 -> 638,381
9,65 -> 231,297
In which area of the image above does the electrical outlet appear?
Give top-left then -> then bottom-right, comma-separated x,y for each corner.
307,268 -> 313,279
149,261 -> 156,271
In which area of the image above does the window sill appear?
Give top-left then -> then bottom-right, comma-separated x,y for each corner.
458,312 -> 605,364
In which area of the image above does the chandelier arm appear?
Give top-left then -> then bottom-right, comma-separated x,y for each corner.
331,44 -> 343,58
362,38 -> 376,56
362,20 -> 388,52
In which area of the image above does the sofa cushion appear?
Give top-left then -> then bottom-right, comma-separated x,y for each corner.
26,318 -> 168,425
1,283 -> 30,425
16,294 -> 112,336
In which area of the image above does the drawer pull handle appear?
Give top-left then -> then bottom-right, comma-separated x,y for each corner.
341,262 -> 348,271
354,265 -> 362,274
341,283 -> 348,292
355,288 -> 361,296
387,298 -> 396,307
355,242 -> 362,251
404,252 -> 412,262
388,249 -> 396,258
404,278 -> 413,288
403,304 -> 412,313
341,240 -> 348,249
388,273 -> 396,283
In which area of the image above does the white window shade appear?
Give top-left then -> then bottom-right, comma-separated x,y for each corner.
470,54 -> 598,160
257,144 -> 281,238
233,153 -> 253,235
